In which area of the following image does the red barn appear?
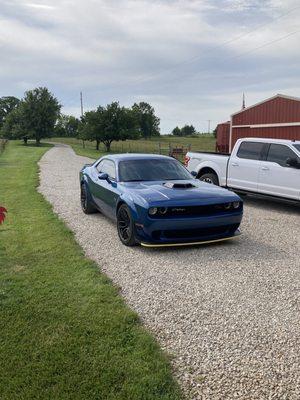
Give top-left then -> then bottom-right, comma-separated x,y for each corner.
216,94 -> 300,153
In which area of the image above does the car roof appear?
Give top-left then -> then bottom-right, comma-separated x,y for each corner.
102,153 -> 174,162
239,137 -> 300,145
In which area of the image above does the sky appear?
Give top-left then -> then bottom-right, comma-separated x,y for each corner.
1,0 -> 300,133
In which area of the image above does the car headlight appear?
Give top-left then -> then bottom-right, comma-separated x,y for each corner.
159,207 -> 168,215
233,201 -> 241,209
149,207 -> 158,215
224,203 -> 232,210
148,207 -> 168,216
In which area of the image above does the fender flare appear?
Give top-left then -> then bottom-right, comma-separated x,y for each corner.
116,195 -> 141,221
195,161 -> 222,183
80,173 -> 90,186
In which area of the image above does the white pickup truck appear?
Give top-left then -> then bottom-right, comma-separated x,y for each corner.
185,138 -> 300,201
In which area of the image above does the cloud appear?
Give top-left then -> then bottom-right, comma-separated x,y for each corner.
24,3 -> 56,10
0,0 -> 300,132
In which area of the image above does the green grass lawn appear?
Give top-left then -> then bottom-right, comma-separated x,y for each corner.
0,141 -> 181,400
48,135 -> 216,160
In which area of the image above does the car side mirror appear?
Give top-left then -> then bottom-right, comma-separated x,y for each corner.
191,171 -> 197,177
286,157 -> 300,169
98,172 -> 109,180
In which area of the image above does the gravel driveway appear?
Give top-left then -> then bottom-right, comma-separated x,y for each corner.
39,144 -> 300,400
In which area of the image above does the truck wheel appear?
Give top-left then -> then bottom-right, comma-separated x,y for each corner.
199,173 -> 219,186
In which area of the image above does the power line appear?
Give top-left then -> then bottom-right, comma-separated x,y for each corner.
136,28 -> 300,89
115,5 -> 300,88
219,29 -> 300,63
62,5 -> 300,102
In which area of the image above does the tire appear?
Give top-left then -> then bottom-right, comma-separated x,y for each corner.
199,172 -> 219,186
80,183 -> 97,214
235,191 -> 247,197
117,204 -> 137,246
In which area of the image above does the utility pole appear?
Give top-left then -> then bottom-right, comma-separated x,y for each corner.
80,91 -> 84,117
80,91 -> 85,149
207,120 -> 211,134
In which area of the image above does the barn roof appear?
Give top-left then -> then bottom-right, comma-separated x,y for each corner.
231,94 -> 300,117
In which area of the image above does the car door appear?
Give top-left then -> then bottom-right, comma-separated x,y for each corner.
227,141 -> 265,191
88,160 -> 104,209
258,143 -> 300,200
94,159 -> 119,217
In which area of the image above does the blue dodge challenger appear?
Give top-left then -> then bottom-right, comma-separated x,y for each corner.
79,154 -> 243,247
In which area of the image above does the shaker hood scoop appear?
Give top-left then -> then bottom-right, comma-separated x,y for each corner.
163,182 -> 196,189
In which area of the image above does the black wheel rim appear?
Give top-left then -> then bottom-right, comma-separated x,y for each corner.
203,177 -> 213,184
118,208 -> 131,241
81,186 -> 87,210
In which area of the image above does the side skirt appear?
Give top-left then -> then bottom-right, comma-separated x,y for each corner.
226,187 -> 300,204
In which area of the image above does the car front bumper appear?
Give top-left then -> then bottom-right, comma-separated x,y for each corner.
140,229 -> 241,247
134,211 -> 243,246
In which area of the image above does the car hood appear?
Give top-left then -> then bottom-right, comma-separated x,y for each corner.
121,180 -> 240,204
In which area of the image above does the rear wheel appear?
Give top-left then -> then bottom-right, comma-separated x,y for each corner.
81,183 -> 97,214
199,172 -> 219,186
117,204 -> 137,246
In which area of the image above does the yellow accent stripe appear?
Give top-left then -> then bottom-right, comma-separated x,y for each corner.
141,233 -> 241,248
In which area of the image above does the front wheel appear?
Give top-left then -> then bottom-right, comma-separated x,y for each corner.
117,204 -> 137,246
81,183 -> 97,214
199,172 -> 219,186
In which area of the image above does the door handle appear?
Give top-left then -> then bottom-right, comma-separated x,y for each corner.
231,162 -> 239,167
261,166 -> 269,171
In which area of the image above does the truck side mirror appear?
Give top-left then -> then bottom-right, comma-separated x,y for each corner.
286,157 -> 300,169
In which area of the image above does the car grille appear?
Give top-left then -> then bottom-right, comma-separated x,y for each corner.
152,224 -> 239,241
154,203 -> 242,218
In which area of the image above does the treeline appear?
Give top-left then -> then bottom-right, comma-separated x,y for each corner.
0,87 -> 160,150
79,102 -> 159,151
171,125 -> 197,136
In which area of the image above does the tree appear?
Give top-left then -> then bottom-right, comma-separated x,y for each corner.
172,126 -> 182,136
78,110 -> 102,150
181,125 -> 196,136
132,102 -> 160,139
20,87 -> 61,145
55,114 -> 80,137
0,96 -> 20,129
80,102 -> 140,152
0,106 -> 23,140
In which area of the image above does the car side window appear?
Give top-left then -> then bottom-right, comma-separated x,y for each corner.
266,144 -> 298,167
99,160 -> 116,179
237,142 -> 265,160
95,161 -> 103,173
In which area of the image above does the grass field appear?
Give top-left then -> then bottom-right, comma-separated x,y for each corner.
48,135 -> 216,160
0,141 -> 181,400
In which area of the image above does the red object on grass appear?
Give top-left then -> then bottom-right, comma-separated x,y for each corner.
0,207 -> 7,224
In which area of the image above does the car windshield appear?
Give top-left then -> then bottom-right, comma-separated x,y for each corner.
119,159 -> 192,182
293,144 -> 300,153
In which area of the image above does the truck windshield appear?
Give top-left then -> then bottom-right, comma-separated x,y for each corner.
119,159 -> 192,182
293,144 -> 300,153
